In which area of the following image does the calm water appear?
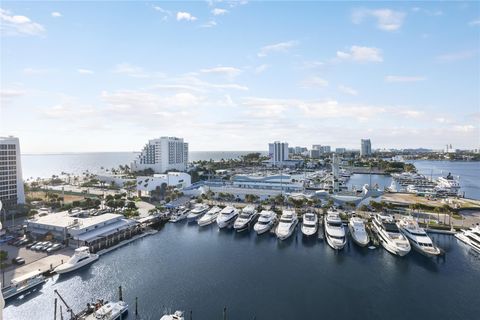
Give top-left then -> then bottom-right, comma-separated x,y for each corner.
4,223 -> 480,320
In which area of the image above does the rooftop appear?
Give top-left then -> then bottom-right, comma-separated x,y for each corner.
27,211 -> 123,229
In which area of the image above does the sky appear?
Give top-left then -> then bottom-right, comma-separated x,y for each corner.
1,1 -> 479,153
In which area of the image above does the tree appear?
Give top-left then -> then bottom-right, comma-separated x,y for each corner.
126,201 -> 137,210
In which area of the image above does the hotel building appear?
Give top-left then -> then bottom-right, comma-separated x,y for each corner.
0,136 -> 25,207
131,137 -> 188,173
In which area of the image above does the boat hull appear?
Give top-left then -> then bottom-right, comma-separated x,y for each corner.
54,254 -> 99,274
276,221 -> 298,240
348,225 -> 369,247
2,278 -> 46,300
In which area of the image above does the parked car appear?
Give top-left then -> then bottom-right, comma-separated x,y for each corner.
12,257 -> 26,265
32,242 -> 47,251
46,243 -> 62,253
40,242 -> 54,252
26,241 -> 39,249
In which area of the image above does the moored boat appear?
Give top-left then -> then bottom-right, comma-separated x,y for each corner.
372,213 -> 411,256
397,216 -> 441,257
198,206 -> 222,226
1,271 -> 46,300
253,210 -> 277,235
233,205 -> 258,232
348,217 -> 369,247
54,246 -> 99,274
301,213 -> 318,236
275,210 -> 298,240
186,204 -> 209,222
216,206 -> 239,229
324,211 -> 346,250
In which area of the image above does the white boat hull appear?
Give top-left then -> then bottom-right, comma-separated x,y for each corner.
348,224 -> 369,247
301,225 -> 317,237
276,220 -> 298,240
54,254 -> 99,274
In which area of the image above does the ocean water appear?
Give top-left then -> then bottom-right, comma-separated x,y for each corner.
4,223 -> 480,320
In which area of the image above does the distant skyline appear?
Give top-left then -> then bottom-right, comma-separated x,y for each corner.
1,1 -> 479,153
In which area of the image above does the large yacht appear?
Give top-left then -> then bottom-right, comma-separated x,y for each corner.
233,205 -> 258,232
198,206 -> 222,227
324,211 -> 346,250
301,213 -> 318,236
253,210 -> 277,235
186,204 -> 209,222
160,311 -> 185,320
348,217 -> 369,247
275,210 -> 298,240
216,206 -> 239,229
397,217 -> 441,257
455,225 -> 480,253
372,214 -> 411,256
54,246 -> 99,274
169,206 -> 189,222
2,271 -> 46,300
437,173 -> 460,191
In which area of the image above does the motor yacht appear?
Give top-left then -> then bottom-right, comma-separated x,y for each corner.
437,173 -> 460,191
348,217 -> 369,247
372,214 -> 411,256
397,217 -> 441,257
2,271 -> 46,300
301,213 -> 318,236
82,300 -> 128,320
455,225 -> 480,253
160,311 -> 185,320
233,205 -> 258,232
169,206 -> 189,222
54,246 -> 99,274
275,210 -> 298,240
324,211 -> 346,250
253,210 -> 277,235
186,204 -> 209,222
216,206 -> 239,229
198,206 -> 221,227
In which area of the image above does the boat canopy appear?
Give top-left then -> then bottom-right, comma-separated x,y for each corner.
11,270 -> 43,285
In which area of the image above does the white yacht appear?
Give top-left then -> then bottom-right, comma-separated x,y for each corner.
54,246 -> 99,274
169,206 -> 189,222
324,211 -> 346,250
2,271 -> 46,300
216,206 -> 239,229
397,217 -> 441,257
275,210 -> 298,240
198,206 -> 222,227
348,217 -> 369,247
160,311 -> 185,320
253,210 -> 277,235
83,301 -> 128,320
372,214 -> 411,256
186,204 -> 209,222
455,225 -> 480,253
233,205 -> 258,232
437,173 -> 460,191
301,213 -> 318,236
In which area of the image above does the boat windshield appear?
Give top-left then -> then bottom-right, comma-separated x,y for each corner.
257,220 -> 269,225
384,222 -> 399,232
328,221 -> 342,227
280,218 -> 292,223
239,213 -> 251,219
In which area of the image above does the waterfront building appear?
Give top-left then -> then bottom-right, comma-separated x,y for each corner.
268,141 -> 289,166
136,172 -> 192,197
360,139 -> 372,157
0,136 -> 25,206
335,148 -> 346,154
131,137 -> 188,173
312,145 -> 331,154
96,173 -> 136,187
232,173 -> 303,192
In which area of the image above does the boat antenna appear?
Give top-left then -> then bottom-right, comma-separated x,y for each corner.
54,298 -> 57,320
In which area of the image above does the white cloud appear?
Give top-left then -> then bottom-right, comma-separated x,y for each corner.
300,76 -> 329,88
112,63 -> 161,78
352,8 -> 405,31
469,19 -> 480,26
51,12 -> 62,18
176,12 -> 197,21
396,109 -> 424,118
212,8 -> 228,16
336,46 -> 383,62
0,88 -> 25,99
254,64 -> 269,74
0,8 -> 45,36
201,20 -> 217,28
453,124 -> 476,133
385,75 -> 426,83
258,41 -> 298,57
338,85 -> 358,96
436,50 -> 477,62
77,69 -> 94,75
200,66 -> 242,78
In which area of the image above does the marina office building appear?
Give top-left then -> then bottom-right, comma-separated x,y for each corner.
0,136 -> 25,207
131,137 -> 188,173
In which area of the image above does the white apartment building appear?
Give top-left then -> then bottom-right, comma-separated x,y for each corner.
131,137 -> 188,173
136,172 -> 191,197
0,136 -> 25,206
268,141 -> 289,166
312,145 -> 331,154
360,139 -> 372,156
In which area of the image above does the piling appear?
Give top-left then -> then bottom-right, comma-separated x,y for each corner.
223,306 -> 227,320
135,297 -> 138,317
118,286 -> 123,301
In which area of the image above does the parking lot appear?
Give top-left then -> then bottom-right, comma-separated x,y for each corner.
1,243 -> 50,270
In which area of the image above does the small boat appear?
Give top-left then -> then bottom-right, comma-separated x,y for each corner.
233,205 -> 258,232
253,210 -> 277,235
186,204 -> 209,222
348,217 -> 369,247
324,211 -> 346,250
169,206 -> 189,222
81,300 -> 128,320
1,271 -> 46,300
455,225 -> 480,253
275,210 -> 298,240
372,213 -> 411,256
301,213 -> 318,236
54,246 -> 99,274
216,206 -> 239,229
160,311 -> 185,320
398,216 -> 441,257
198,206 -> 222,226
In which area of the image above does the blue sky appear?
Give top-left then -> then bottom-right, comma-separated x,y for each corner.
1,1 -> 479,153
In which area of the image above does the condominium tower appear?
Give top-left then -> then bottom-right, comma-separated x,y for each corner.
268,141 -> 289,165
360,139 -> 372,157
0,136 -> 25,206
131,137 -> 188,173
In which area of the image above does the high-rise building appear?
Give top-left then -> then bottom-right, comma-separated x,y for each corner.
360,139 -> 372,156
0,136 -> 25,206
335,148 -> 346,154
131,137 -> 188,173
312,145 -> 330,154
268,141 -> 289,165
